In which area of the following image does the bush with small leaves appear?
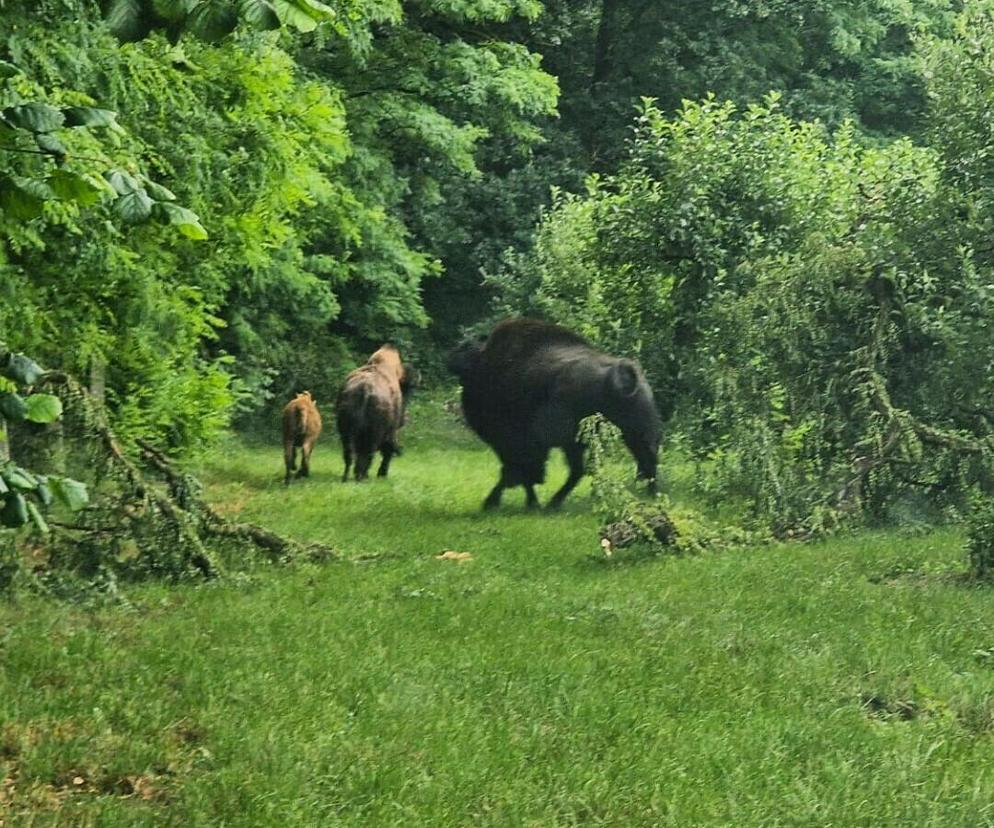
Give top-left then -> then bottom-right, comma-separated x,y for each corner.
966,494 -> 994,579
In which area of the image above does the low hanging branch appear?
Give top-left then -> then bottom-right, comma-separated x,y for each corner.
136,439 -> 336,563
34,372 -> 335,578
838,300 -> 994,509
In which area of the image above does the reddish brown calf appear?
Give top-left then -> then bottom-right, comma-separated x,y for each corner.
282,391 -> 322,485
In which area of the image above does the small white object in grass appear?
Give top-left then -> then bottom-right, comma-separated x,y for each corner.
435,550 -> 473,562
600,538 -> 613,557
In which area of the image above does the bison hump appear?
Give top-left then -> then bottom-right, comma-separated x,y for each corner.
484,318 -> 590,358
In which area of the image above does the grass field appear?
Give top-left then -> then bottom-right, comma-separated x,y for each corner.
3,394 -> 994,826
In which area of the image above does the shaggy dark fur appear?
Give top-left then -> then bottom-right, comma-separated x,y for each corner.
336,345 -> 410,481
449,318 -> 660,510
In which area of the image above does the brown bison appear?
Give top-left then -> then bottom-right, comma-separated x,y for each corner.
336,345 -> 411,481
282,391 -> 322,485
448,318 -> 660,510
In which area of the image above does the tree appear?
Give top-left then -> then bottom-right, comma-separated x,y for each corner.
294,0 -> 559,352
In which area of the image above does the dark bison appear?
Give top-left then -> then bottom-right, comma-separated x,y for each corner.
449,318 -> 660,510
336,345 -> 410,481
282,391 -> 322,485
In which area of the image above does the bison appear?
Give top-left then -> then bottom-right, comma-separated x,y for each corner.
282,391 -> 322,486
336,345 -> 411,481
448,318 -> 660,510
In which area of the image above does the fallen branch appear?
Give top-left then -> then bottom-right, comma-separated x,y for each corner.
136,438 -> 337,564
838,300 -> 994,511
31,373 -> 335,579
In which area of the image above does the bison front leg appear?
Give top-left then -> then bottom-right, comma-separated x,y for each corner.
482,468 -> 508,510
548,442 -> 585,510
483,465 -> 537,510
524,484 -> 539,509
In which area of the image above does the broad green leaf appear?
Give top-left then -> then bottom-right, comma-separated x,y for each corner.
25,501 -> 49,534
105,169 -> 142,195
0,492 -> 28,528
0,476 -> 7,495
0,60 -> 21,78
2,353 -> 44,385
49,477 -> 88,511
188,0 -> 239,41
12,177 -> 54,201
106,0 -> 153,41
34,132 -> 67,157
1,103 -> 65,133
142,177 -> 177,201
61,106 -> 121,131
153,201 -> 209,239
0,178 -> 44,219
35,478 -> 53,507
152,0 -> 199,21
48,170 -> 104,206
114,189 -> 154,223
24,394 -> 63,424
0,393 -> 26,422
1,466 -> 36,491
272,0 -> 335,32
238,0 -> 280,30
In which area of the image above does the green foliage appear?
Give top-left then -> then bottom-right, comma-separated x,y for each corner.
104,0 -> 340,41
3,0 -> 561,441
529,0 -> 956,173
499,90 -> 994,532
578,414 -> 760,556
966,492 -> 994,578
299,0 -> 558,350
0,347 -> 89,532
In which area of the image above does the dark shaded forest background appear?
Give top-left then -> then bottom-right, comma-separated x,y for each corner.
6,0 -> 994,532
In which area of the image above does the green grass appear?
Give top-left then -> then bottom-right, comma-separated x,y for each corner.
4,394 -> 994,825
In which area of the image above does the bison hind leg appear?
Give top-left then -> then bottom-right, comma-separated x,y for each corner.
341,442 -> 353,482
355,451 -> 374,481
283,443 -> 298,485
377,443 -> 396,478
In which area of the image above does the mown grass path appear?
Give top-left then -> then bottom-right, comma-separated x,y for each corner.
3,397 -> 994,826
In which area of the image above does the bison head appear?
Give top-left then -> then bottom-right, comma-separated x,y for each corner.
604,360 -> 660,492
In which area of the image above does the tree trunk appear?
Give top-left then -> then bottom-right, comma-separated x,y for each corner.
591,0 -> 622,90
584,0 -> 624,164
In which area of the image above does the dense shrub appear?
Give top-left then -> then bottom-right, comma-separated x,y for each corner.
496,81 -> 994,532
967,494 -> 994,578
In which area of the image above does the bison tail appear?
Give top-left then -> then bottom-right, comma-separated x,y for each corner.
292,405 -> 311,442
